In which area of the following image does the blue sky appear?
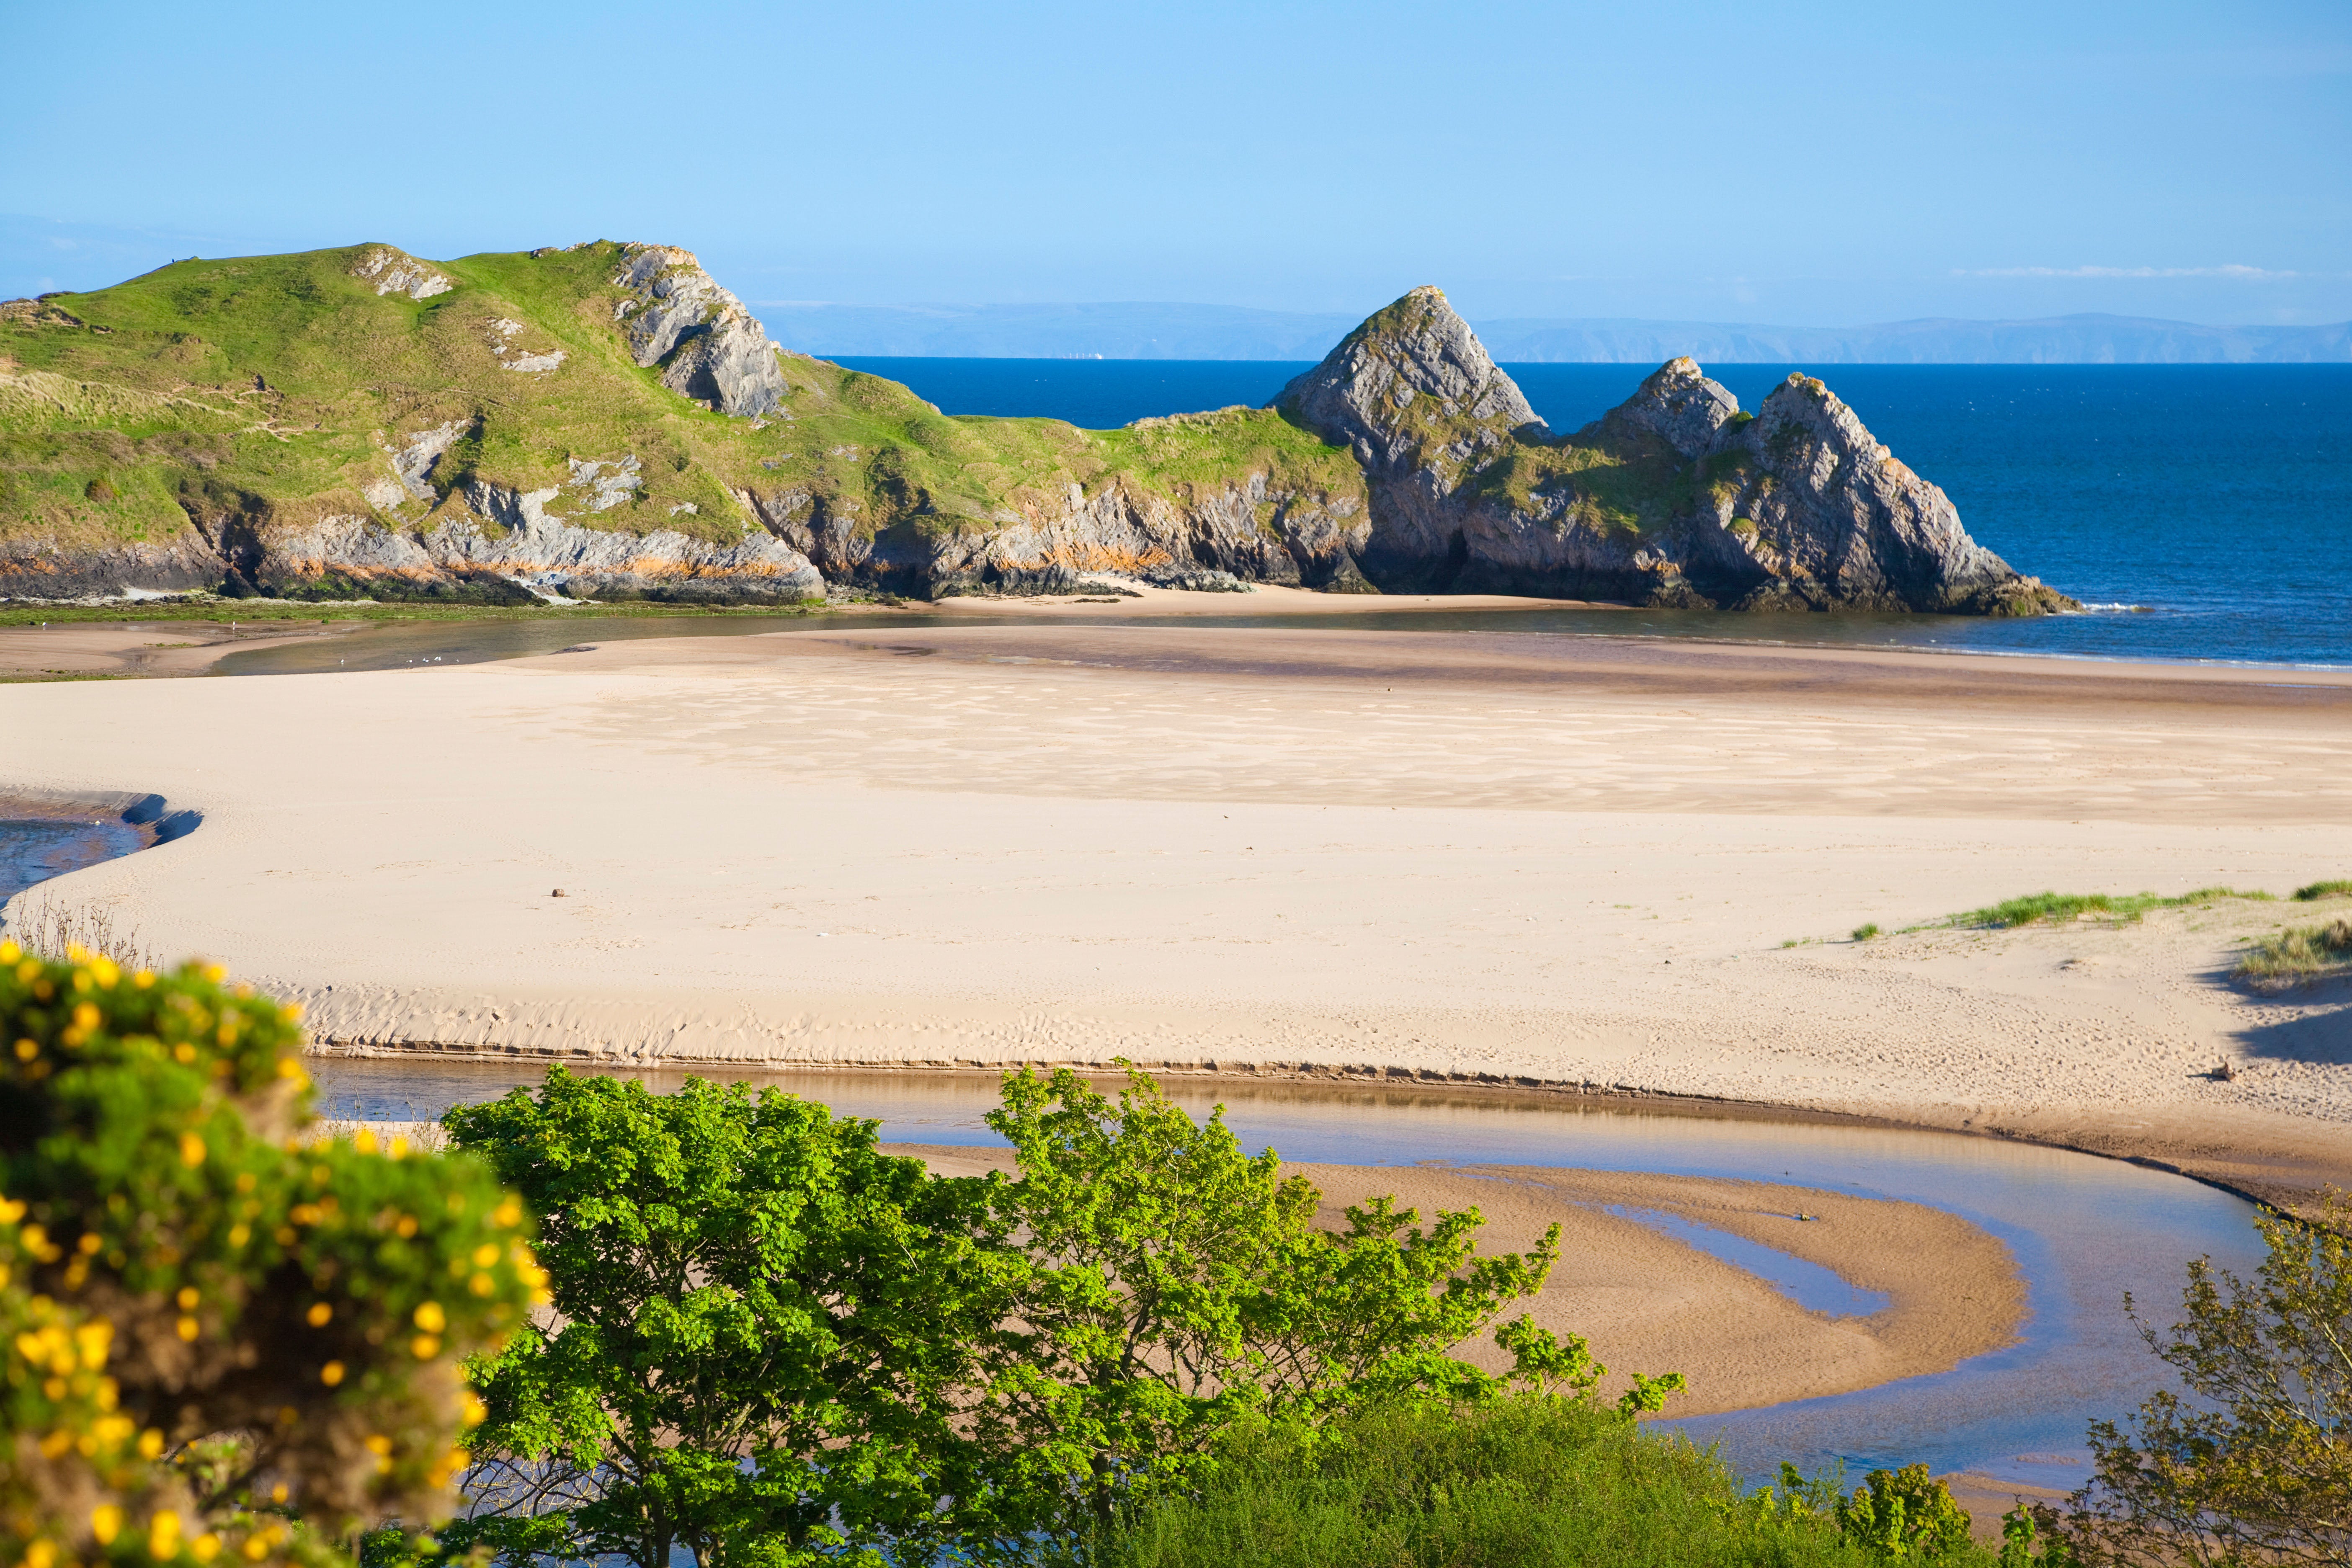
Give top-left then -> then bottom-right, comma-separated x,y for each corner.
4,0 -> 2346,325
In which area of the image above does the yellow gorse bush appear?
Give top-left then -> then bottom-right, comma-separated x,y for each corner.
0,941 -> 545,1568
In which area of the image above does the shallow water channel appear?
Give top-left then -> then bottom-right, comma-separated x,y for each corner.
314,1058 -> 2265,1495
204,599 -> 2315,681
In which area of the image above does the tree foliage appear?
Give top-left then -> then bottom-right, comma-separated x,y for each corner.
2049,1190 -> 2351,1566
442,1069 -> 1021,1568
0,940 -> 541,1568
970,1068 -> 1669,1541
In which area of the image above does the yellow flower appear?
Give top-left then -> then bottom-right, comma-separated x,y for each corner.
353,1129 -> 378,1155
74,1320 -> 112,1369
320,1359 -> 345,1386
91,1505 -> 123,1545
306,1302 -> 332,1327
363,1434 -> 392,1455
148,1510 -> 182,1559
176,1287 -> 200,1310
472,1243 -> 502,1268
179,1132 -> 207,1168
413,1301 -> 446,1334
411,1334 -> 442,1359
24,1541 -> 54,1568
139,1428 -> 165,1458
191,1533 -> 221,1563
177,1316 -> 199,1341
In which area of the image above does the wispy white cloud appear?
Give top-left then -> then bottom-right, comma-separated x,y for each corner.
1955,264 -> 2302,280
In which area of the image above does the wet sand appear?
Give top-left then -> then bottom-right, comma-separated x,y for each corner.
2,619 -> 2347,1211
0,618 -> 362,679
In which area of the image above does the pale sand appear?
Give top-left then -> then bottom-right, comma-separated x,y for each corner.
900,1145 -> 2025,1418
2,621 -> 2347,1207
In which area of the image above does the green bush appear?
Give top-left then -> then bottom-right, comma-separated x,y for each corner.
1101,1396 -> 2002,1567
0,940 -> 542,1568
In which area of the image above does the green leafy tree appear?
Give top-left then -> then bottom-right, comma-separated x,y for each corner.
1834,1464 -> 1975,1560
442,1069 -> 1020,1568
2048,1191 -> 2350,1565
0,940 -> 540,1568
971,1067 -> 1676,1539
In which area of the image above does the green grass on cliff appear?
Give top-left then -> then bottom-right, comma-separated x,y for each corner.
1,242 -> 1363,567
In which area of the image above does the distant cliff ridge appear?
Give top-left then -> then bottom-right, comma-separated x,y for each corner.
1,247 -> 2066,615
757,301 -> 2352,365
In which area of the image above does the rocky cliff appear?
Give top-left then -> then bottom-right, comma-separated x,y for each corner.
1273,287 -> 2069,614
0,250 -> 2066,614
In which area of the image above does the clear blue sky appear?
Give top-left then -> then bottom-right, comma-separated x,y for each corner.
4,0 -> 2346,325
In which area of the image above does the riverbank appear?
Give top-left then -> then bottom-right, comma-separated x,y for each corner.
3,619 -> 2347,1212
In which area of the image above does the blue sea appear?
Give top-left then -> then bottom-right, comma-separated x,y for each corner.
838,358 -> 2352,667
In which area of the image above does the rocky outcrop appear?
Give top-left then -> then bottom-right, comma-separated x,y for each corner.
1276,292 -> 2073,614
743,454 -> 1369,601
349,247 -> 452,301
0,534 -> 223,599
217,488 -> 823,606
613,245 -> 789,418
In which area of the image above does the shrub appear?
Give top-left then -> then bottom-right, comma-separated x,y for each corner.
2293,879 -> 2352,902
0,941 -> 542,1568
1852,923 -> 1880,942
1102,1395 -> 1996,1567
2048,1190 -> 2351,1564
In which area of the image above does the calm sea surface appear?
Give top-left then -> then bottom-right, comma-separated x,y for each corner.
840,358 -> 2352,668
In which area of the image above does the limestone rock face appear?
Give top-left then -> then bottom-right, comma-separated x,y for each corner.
613,245 -> 790,418
348,246 -> 452,301
744,465 -> 1370,601
1711,375 -> 2056,614
212,479 -> 824,606
1275,289 -> 2071,614
1604,358 -> 1739,459
1277,285 -> 1544,473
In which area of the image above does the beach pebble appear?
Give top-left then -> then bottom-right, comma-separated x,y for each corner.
551,888 -> 567,897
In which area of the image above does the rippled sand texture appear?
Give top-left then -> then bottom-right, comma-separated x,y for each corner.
1,622 -> 2346,1204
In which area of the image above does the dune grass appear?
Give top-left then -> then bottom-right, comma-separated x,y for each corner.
2293,879 -> 2352,902
2233,919 -> 2352,984
1947,886 -> 2273,931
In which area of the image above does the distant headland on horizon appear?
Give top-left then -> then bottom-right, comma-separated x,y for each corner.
753,299 -> 2352,365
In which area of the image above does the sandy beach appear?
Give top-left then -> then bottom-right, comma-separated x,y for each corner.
1,614 -> 2347,1212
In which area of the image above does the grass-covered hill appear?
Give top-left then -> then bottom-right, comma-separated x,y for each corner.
0,241 -> 1367,602
0,245 -> 2065,611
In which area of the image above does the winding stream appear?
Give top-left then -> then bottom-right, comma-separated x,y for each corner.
314,1058 -> 2265,1495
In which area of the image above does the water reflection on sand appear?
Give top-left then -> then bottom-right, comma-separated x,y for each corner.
314,1057 -> 2261,1491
